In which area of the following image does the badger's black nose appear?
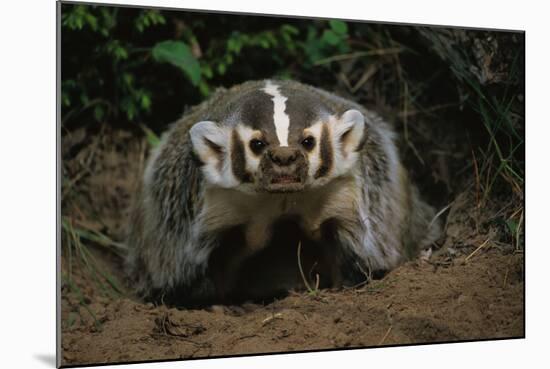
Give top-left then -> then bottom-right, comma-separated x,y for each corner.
268,147 -> 299,166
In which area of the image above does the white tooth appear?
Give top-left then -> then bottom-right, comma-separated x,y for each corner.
262,81 -> 290,147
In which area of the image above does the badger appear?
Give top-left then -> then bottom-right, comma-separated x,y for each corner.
125,79 -> 441,306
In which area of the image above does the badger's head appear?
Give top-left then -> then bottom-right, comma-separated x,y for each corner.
190,81 -> 365,193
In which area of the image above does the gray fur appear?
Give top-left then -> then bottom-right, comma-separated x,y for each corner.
125,80 -> 442,305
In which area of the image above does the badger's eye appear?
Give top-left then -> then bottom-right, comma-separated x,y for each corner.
249,139 -> 267,154
301,136 -> 316,151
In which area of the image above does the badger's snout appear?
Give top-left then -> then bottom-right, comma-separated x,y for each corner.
258,147 -> 308,192
268,147 -> 299,167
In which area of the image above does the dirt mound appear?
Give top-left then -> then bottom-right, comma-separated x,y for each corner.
61,249 -> 523,365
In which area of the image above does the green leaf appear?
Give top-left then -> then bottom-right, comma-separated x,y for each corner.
329,20 -> 348,35
93,105 -> 104,122
281,24 -> 299,35
227,38 -> 237,52
321,30 -> 342,46
140,124 -> 160,147
217,63 -> 226,75
152,41 -> 201,86
122,73 -> 134,87
121,97 -> 136,121
61,92 -> 71,107
198,80 -> 210,97
201,65 -> 213,79
140,93 -> 151,111
85,13 -> 98,31
506,219 -> 518,235
79,93 -> 89,105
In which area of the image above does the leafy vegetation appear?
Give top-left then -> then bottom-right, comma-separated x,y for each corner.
61,4 -> 359,128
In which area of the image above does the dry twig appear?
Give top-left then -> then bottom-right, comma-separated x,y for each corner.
378,326 -> 393,345
464,238 -> 491,262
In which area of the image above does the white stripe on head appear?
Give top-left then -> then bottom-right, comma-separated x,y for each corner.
262,81 -> 290,146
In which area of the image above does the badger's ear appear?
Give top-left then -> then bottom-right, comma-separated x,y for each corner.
189,121 -> 229,164
333,109 -> 365,154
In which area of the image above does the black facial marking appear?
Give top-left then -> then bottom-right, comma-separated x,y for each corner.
315,124 -> 333,179
282,89 -> 330,145
239,92 -> 274,129
238,91 -> 280,145
231,130 -> 253,183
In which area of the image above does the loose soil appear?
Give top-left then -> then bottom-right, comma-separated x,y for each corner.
60,124 -> 524,367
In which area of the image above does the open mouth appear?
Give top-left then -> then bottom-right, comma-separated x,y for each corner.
271,175 -> 301,184
264,174 -> 305,193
